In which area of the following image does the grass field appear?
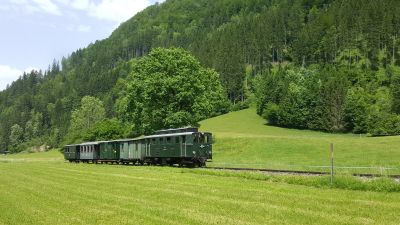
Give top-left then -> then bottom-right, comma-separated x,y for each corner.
0,156 -> 400,225
200,108 -> 400,174
1,108 -> 400,224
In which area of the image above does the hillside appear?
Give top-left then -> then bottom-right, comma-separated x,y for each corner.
1,0 -> 400,151
4,107 -> 400,174
200,108 -> 400,174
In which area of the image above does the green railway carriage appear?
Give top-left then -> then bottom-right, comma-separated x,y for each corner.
79,142 -> 100,162
64,127 -> 213,166
119,138 -> 146,163
64,144 -> 80,161
143,129 -> 212,166
99,141 -> 120,161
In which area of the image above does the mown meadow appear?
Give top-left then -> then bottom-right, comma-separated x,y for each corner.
200,108 -> 400,175
0,154 -> 400,225
1,108 -> 400,224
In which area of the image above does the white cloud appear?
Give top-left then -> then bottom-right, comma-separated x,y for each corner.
0,65 -> 41,91
0,5 -> 11,11
88,0 -> 151,23
32,0 -> 62,15
71,0 -> 92,10
5,0 -> 62,16
57,0 -> 160,23
66,24 -> 92,32
6,0 -> 165,23
0,65 -> 22,91
24,67 -> 40,73
77,24 -> 92,32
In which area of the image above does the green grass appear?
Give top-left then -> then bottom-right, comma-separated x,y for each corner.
0,160 -> 400,225
0,149 -> 62,162
200,108 -> 400,174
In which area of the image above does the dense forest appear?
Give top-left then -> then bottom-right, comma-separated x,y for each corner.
1,0 -> 400,152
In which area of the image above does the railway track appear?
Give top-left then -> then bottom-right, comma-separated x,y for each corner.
206,166 -> 400,179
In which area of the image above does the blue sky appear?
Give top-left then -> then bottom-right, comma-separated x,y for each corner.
0,0 -> 164,90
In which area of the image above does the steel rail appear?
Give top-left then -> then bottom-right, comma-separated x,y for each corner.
206,166 -> 400,179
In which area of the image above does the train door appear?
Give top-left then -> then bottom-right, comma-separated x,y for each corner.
146,139 -> 151,157
180,135 -> 186,157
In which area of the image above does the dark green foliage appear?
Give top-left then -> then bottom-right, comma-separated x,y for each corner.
262,103 -> 280,125
9,124 -> 23,152
1,0 -> 400,151
367,113 -> 400,136
65,96 -> 106,144
83,119 -> 128,141
255,64 -> 400,135
319,67 -> 349,132
390,66 -> 400,113
116,48 -> 229,135
344,87 -> 371,133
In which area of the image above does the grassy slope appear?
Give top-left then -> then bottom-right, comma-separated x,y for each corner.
0,160 -> 399,225
200,108 -> 400,174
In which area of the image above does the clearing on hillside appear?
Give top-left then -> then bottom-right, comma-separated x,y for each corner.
200,108 -> 400,175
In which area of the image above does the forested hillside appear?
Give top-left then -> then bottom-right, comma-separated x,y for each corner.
1,0 -> 400,152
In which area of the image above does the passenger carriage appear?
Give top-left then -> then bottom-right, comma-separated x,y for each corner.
63,127 -> 212,167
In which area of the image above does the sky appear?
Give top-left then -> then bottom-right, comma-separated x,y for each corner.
0,0 -> 164,90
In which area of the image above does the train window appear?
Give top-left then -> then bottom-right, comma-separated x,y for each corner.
182,136 -> 186,143
166,137 -> 171,143
199,134 -> 205,144
175,137 -> 179,143
152,138 -> 156,144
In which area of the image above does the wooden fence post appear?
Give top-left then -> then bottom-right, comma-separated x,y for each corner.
330,143 -> 334,185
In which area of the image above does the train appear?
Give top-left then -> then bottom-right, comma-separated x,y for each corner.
64,127 -> 212,167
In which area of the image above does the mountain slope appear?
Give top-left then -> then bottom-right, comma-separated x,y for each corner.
1,0 -> 400,151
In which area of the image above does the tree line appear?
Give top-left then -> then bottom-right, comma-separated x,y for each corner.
1,0 -> 400,152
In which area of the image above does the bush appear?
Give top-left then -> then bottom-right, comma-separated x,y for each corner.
83,118 -> 128,141
262,103 -> 280,125
230,100 -> 250,111
367,112 -> 400,136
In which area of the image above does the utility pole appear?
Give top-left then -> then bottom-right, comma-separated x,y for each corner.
330,143 -> 334,185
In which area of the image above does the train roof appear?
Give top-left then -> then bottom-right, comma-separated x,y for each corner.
154,127 -> 198,135
64,144 -> 80,147
79,141 -> 103,145
144,131 -> 211,139
64,132 -> 212,146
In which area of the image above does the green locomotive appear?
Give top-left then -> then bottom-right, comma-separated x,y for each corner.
64,127 -> 212,167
